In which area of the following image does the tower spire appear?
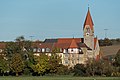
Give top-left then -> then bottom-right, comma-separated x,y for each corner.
83,7 -> 94,30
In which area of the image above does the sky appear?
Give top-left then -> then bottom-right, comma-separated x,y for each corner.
0,0 -> 120,41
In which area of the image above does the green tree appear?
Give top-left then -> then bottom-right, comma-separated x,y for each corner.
48,48 -> 61,74
0,56 -> 9,75
86,59 -> 97,76
5,36 -> 34,76
10,53 -> 25,76
114,49 -> 120,66
73,64 -> 86,76
56,64 -> 69,75
101,60 -> 114,76
5,42 -> 20,59
103,38 -> 112,46
86,59 -> 114,76
32,54 -> 49,75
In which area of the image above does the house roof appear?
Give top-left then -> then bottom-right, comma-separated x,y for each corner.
32,37 -> 99,51
83,8 -> 94,30
44,39 -> 58,43
69,39 -> 78,48
34,38 -> 82,49
57,38 -> 81,44
54,43 -> 70,49
38,43 -> 54,49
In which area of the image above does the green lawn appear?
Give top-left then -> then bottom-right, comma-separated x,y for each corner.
0,76 -> 119,80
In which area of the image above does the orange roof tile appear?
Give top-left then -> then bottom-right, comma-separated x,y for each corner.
38,43 -> 54,49
57,38 -> 81,44
69,39 -> 78,48
54,43 -> 70,49
84,9 -> 94,30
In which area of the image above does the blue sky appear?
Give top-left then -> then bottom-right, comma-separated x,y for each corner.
0,0 -> 120,41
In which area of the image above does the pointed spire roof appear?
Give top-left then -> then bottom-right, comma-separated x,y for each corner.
83,8 -> 94,30
69,38 -> 78,48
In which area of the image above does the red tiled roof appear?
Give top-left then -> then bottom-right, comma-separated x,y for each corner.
84,9 -> 94,30
69,39 -> 78,48
38,43 -> 54,49
54,43 -> 70,49
33,38 -> 93,51
57,38 -> 81,44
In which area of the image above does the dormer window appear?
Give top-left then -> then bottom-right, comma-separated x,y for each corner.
79,49 -> 83,54
64,49 -> 68,53
80,49 -> 82,52
71,49 -> 73,52
42,48 -> 45,52
37,48 -> 41,52
33,48 -> 37,52
46,48 -> 50,52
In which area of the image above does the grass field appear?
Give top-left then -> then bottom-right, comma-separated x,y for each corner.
0,76 -> 119,80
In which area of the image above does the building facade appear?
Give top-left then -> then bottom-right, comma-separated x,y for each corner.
33,8 -> 101,67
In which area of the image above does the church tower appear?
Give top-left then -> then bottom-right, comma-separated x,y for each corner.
83,8 -> 94,50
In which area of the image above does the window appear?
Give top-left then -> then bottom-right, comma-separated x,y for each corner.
86,27 -> 90,33
65,60 -> 68,64
79,49 -> 82,52
64,49 -> 68,53
37,48 -> 41,52
46,48 -> 50,52
33,48 -> 37,52
79,49 -> 83,54
66,49 -> 68,53
65,53 -> 68,57
71,49 -> 73,52
72,54 -> 74,57
42,48 -> 45,52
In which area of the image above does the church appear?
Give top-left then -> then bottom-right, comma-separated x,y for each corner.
33,8 -> 100,67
